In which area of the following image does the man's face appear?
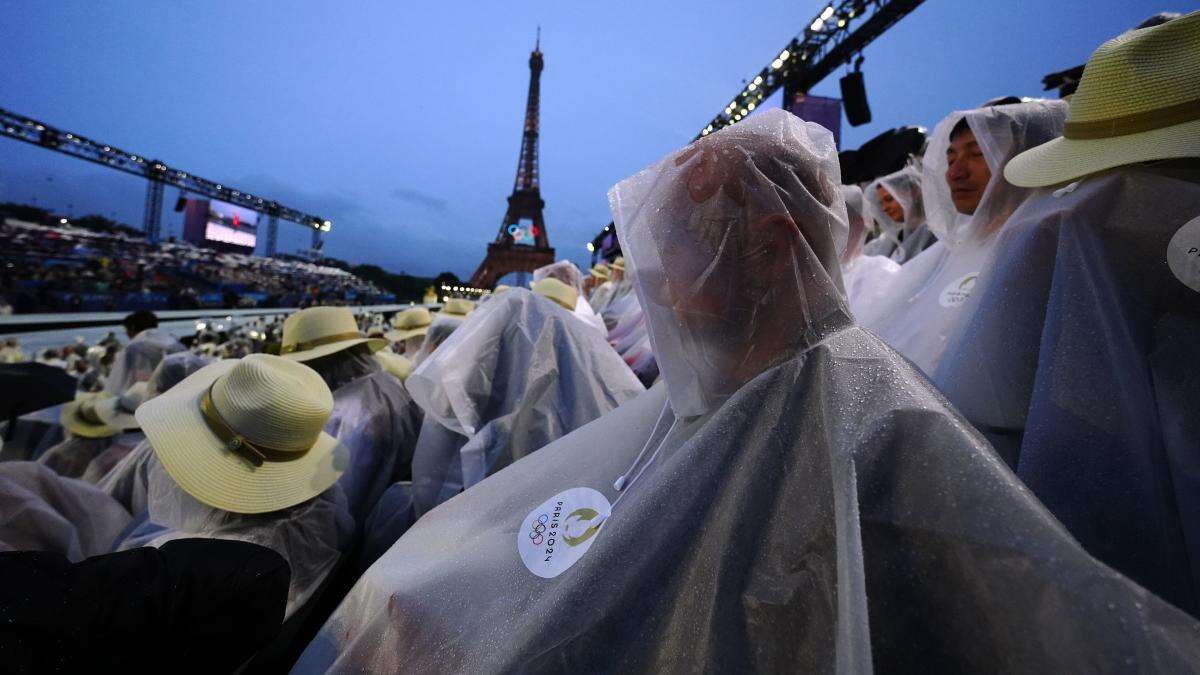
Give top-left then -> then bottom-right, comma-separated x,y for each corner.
945,127 -> 992,215
875,185 -> 905,223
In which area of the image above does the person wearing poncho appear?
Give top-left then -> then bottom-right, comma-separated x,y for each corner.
281,306 -> 424,523
103,311 -> 186,396
934,11 -> 1200,616
37,388 -> 142,480
532,260 -> 606,333
839,184 -> 901,315
95,352 -> 213,512
856,99 -> 1068,376
295,108 -> 1200,673
403,287 -> 643,517
861,163 -> 935,263
113,354 -> 354,619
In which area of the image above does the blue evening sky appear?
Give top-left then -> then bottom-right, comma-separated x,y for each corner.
0,0 -> 1186,278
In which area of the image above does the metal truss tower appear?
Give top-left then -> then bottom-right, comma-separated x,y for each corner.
1,107 -> 332,249
694,0 -> 925,139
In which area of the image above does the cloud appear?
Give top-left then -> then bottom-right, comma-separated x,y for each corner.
390,187 -> 447,212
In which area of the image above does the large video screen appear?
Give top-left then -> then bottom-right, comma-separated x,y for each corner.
204,201 -> 259,249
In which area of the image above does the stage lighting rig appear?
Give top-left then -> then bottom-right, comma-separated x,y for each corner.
695,0 -> 925,140
1,105 -> 331,253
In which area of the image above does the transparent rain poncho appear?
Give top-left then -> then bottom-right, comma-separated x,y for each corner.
102,328 -> 186,396
146,351 -> 214,398
587,278 -> 616,313
532,259 -> 583,291
96,439 -> 156,517
533,260 -> 606,333
116,453 -> 354,618
856,100 -> 1068,375
324,368 -> 423,523
403,288 -> 643,516
410,315 -> 462,367
0,461 -> 131,562
862,164 -> 934,263
597,276 -> 637,329
840,184 -> 901,316
603,290 -> 659,386
38,431 -> 144,482
932,160 -> 1200,615
294,108 -> 1200,672
302,343 -> 423,522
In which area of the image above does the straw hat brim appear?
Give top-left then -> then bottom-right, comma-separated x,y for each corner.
1005,118 -> 1200,188
279,336 -> 389,363
385,326 -> 429,342
60,395 -> 120,439
135,359 -> 345,515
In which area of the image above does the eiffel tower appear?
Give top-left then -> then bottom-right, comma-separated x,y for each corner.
469,30 -> 555,289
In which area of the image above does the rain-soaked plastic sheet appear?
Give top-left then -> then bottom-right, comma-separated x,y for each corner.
294,109 -> 1200,672
933,161 -> 1200,616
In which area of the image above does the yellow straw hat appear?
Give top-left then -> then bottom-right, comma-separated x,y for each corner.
590,264 -> 611,280
386,307 -> 434,342
60,392 -> 120,439
135,354 -> 346,514
279,306 -> 389,362
530,277 -> 580,311
611,257 -> 626,272
373,350 -> 414,382
1006,11 -> 1200,187
442,298 -> 475,317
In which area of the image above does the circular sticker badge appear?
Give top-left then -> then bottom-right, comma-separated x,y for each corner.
1167,215 -> 1200,293
939,272 -> 979,308
517,487 -> 611,579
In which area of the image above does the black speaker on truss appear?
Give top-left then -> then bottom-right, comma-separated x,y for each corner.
840,71 -> 872,126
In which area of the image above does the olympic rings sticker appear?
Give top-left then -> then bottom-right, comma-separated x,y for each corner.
517,487 -> 611,579
528,514 -> 549,545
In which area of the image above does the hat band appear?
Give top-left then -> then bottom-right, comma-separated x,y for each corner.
1063,97 -> 1200,140
200,384 -> 310,468
394,321 -> 431,331
279,330 -> 365,355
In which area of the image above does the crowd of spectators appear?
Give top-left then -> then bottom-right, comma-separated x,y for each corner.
0,215 -> 393,314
